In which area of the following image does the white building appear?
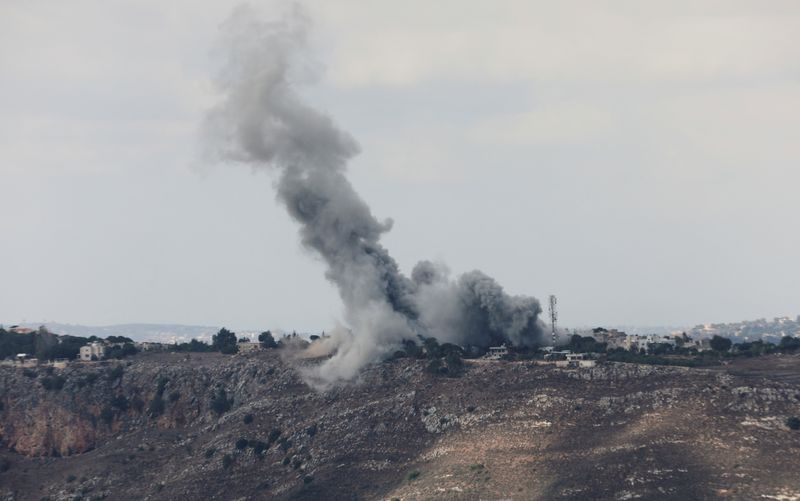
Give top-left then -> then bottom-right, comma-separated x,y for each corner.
486,345 -> 508,360
79,342 -> 105,361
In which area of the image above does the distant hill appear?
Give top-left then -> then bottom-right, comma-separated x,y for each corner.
4,323 -> 222,344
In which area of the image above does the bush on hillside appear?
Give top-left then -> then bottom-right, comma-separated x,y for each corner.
40,375 -> 66,391
211,388 -> 233,415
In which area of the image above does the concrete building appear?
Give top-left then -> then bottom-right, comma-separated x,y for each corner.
594,329 -> 628,350
13,354 -> 38,368
544,350 -> 571,361
134,342 -> 164,352
51,359 -> 69,369
238,341 -> 262,353
79,342 -> 105,361
557,352 -> 597,368
486,345 -> 509,360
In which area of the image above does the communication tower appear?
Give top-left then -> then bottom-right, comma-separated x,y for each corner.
548,295 -> 557,346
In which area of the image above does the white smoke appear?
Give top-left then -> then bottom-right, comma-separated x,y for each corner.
205,4 -> 544,388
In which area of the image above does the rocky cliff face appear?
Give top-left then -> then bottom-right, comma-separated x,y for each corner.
1,352 -> 799,500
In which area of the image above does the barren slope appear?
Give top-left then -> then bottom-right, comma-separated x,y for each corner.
1,352 -> 799,500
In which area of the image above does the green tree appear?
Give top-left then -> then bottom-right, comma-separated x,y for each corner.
172,339 -> 212,352
258,331 -> 278,349
710,335 -> 732,352
779,336 -> 800,352
212,328 -> 237,353
402,339 -> 422,358
445,350 -> 465,377
34,326 -> 58,360
423,337 -> 441,359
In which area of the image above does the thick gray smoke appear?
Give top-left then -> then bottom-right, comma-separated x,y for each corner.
205,5 -> 544,387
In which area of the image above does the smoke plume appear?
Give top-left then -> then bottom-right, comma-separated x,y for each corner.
205,5 -> 544,387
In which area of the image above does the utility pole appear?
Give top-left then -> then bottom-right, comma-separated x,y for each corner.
549,295 -> 558,347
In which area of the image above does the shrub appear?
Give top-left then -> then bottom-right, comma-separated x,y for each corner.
278,437 -> 292,452
445,351 -> 465,377
111,395 -> 129,411
106,343 -> 138,360
787,417 -> 800,430
303,475 -> 314,484
66,474 -> 77,483
211,389 -> 232,415
147,376 -> 169,416
235,438 -> 249,450
168,391 -> 180,403
171,339 -> 213,352
84,373 -> 99,385
267,429 -> 282,445
100,406 -> 114,425
107,365 -> 124,381
155,377 -> 168,397
0,458 -> 10,473
426,359 -> 443,375
306,424 -> 317,437
131,396 -> 145,412
41,375 -> 66,391
204,447 -> 216,459
408,470 -> 420,481
148,396 -> 165,417
220,344 -> 238,355
22,369 -> 37,379
251,441 -> 268,456
243,413 -> 254,424
221,454 -> 233,469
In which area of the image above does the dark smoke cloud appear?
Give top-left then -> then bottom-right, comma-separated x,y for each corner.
205,4 -> 544,387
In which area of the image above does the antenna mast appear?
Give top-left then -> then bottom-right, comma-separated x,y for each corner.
548,295 -> 558,346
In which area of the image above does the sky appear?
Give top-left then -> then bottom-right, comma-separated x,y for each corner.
1,1 -> 799,332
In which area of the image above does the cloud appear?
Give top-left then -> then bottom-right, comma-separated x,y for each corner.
308,1 -> 800,88
470,101 -> 618,146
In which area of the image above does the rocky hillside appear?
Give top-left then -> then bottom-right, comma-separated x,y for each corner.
1,351 -> 799,500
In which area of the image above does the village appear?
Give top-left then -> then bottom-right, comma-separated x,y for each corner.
0,322 -> 728,372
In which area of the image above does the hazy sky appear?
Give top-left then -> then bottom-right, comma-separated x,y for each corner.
2,1 -> 799,332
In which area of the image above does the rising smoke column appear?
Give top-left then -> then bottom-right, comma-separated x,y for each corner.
205,5 -> 544,387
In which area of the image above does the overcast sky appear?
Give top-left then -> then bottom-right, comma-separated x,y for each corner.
2,1 -> 799,332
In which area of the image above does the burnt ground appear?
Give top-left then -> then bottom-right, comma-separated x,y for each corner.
1,352 -> 799,500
